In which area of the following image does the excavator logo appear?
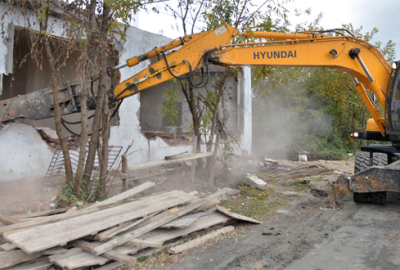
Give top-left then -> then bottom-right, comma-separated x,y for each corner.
253,51 -> 297,59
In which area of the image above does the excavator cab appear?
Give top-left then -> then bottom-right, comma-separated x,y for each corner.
386,62 -> 400,133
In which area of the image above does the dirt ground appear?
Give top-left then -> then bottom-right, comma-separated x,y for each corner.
0,156 -> 353,215
144,158 -> 400,270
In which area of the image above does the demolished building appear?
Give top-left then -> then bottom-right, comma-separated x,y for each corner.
0,2 -> 252,181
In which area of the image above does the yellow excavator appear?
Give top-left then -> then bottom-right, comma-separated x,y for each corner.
1,24 -> 400,205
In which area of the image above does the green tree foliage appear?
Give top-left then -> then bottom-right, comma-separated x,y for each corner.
252,20 -> 396,160
157,84 -> 180,124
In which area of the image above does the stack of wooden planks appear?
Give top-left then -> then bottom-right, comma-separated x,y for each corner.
0,182 -> 260,270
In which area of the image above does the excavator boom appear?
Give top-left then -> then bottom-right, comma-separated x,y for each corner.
112,24 -> 391,136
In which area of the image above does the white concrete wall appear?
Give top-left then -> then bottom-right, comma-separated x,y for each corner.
0,123 -> 53,181
111,27 -> 252,168
109,27 -> 192,168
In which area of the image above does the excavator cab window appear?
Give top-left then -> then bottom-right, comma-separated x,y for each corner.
387,63 -> 400,133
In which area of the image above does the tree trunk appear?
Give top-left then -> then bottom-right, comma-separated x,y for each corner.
99,85 -> 110,196
73,66 -> 89,197
82,51 -> 107,184
181,83 -> 202,152
207,70 -> 229,152
43,38 -> 74,183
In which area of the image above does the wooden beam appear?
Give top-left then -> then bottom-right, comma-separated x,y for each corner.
87,181 -> 155,209
95,211 -> 159,241
92,199 -> 208,256
3,257 -> 52,270
136,211 -> 230,246
72,240 -> 136,266
94,261 -> 124,270
0,242 -> 16,251
160,211 -> 207,229
49,247 -> 82,262
130,152 -> 213,171
217,206 -> 261,224
0,206 -> 101,234
0,214 -> 20,225
54,251 -> 108,269
129,239 -> 162,248
4,191 -> 193,254
13,208 -> 67,219
169,225 -> 234,254
0,250 -> 41,269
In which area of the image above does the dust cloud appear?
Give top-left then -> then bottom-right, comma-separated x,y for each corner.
252,79 -> 332,160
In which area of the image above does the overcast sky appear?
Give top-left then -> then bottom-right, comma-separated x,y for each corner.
137,0 -> 400,60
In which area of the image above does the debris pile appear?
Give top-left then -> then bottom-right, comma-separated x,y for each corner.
256,164 -> 330,181
0,182 -> 260,269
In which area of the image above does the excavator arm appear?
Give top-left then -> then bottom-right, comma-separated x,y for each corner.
112,24 -> 392,136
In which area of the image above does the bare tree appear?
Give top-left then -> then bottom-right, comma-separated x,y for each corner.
163,0 -> 290,179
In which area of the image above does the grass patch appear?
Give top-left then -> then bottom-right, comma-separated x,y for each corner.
289,179 -> 311,191
54,180 -> 106,208
219,183 -> 285,221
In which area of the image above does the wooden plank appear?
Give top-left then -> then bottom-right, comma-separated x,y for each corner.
56,213 -> 227,270
87,181 -> 155,209
49,247 -> 82,262
0,242 -> 17,251
0,214 -> 20,225
94,261 -> 124,270
129,239 -> 162,248
0,206 -> 102,234
130,152 -> 213,171
131,213 -> 231,258
4,191 -> 193,254
0,250 -> 41,269
41,247 -> 68,255
3,257 -> 52,270
92,198 -> 208,256
169,225 -> 234,254
53,244 -> 137,269
134,238 -> 187,259
94,221 -> 131,241
135,211 -> 231,246
13,208 -> 67,219
196,188 -> 239,212
55,251 -> 108,269
72,240 -> 136,266
160,211 -> 207,229
95,211 -> 159,241
216,206 -> 261,224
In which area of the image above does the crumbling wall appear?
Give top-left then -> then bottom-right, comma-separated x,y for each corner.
0,2 -> 252,178
0,123 -> 53,181
0,2 -> 66,76
109,26 -> 192,167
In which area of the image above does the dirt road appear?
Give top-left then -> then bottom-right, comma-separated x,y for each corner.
153,161 -> 400,270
